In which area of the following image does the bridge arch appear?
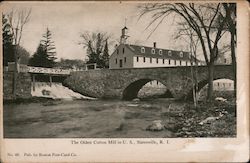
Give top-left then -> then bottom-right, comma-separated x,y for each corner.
122,78 -> 172,100
186,76 -> 235,100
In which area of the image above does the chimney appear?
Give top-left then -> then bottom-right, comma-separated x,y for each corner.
153,42 -> 156,48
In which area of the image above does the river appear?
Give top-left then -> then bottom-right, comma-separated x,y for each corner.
3,98 -> 188,138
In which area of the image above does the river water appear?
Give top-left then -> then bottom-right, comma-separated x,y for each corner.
3,98 -> 188,138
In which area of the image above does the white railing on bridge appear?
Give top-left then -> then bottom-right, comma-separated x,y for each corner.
27,66 -> 71,75
7,63 -> 69,75
7,63 -> 98,75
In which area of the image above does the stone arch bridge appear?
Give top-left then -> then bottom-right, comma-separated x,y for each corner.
63,65 -> 234,100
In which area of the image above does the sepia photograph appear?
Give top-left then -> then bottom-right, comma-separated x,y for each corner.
2,1 -> 238,139
2,1 -> 250,162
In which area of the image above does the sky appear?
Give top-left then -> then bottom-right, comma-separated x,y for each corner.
3,2 -> 230,61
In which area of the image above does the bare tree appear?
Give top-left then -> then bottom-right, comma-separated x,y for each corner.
174,22 -> 200,106
202,3 -> 236,94
222,3 -> 236,95
79,31 -> 114,68
7,8 -> 31,45
5,8 -> 31,99
138,3 -> 227,101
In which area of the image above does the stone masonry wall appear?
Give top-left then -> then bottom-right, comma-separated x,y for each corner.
3,72 -> 32,100
64,65 -> 233,100
63,69 -> 108,98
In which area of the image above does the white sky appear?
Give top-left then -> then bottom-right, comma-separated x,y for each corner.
3,2 -> 230,61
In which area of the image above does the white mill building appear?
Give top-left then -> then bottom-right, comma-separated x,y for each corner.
109,26 -> 203,69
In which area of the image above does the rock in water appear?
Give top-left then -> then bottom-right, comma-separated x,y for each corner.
116,123 -> 124,131
132,98 -> 140,102
215,97 -> 227,102
146,120 -> 164,131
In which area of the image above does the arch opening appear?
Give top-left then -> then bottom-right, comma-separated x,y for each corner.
122,79 -> 173,100
187,78 -> 235,101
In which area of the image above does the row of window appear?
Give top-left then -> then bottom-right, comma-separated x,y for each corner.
214,82 -> 232,87
114,57 -> 202,66
136,56 -> 192,66
113,57 -> 203,67
141,47 -> 184,57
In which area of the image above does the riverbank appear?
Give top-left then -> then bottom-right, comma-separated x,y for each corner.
164,99 -> 236,137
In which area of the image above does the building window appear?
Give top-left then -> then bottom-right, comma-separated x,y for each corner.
122,48 -> 125,54
151,49 -> 155,54
117,49 -> 119,55
156,58 -> 158,63
115,58 -> 117,64
186,61 -> 188,66
217,83 -> 220,86
150,58 -> 152,63
174,60 -> 176,65
168,51 -> 172,56
137,57 -> 139,62
163,59 -> 165,64
157,81 -> 159,85
180,52 -> 183,57
141,47 -> 145,53
124,57 -> 126,63
224,59 -> 227,63
119,59 -> 122,68
159,50 -> 162,55
169,60 -> 171,65
180,60 -> 182,65
143,57 -> 146,63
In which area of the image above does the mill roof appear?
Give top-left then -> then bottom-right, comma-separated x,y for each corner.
125,44 -> 194,61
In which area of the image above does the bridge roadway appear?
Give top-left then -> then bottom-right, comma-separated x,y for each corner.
64,65 -> 234,100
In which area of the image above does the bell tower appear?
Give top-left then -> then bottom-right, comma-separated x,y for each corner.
120,19 -> 129,44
